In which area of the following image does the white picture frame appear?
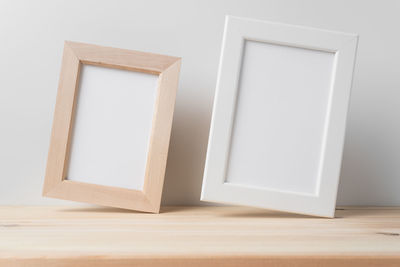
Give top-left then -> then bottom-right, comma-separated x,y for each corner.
201,16 -> 358,217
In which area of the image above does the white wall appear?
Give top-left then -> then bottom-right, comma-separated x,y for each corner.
0,0 -> 399,206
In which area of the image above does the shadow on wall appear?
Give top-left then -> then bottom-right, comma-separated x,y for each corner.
337,91 -> 400,205
161,94 -> 213,205
163,82 -> 400,207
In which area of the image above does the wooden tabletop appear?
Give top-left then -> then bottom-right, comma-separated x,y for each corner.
0,206 -> 399,266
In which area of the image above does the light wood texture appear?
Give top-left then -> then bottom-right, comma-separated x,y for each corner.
66,41 -> 179,74
143,60 -> 181,212
0,206 -> 399,267
43,41 -> 181,213
43,44 -> 81,195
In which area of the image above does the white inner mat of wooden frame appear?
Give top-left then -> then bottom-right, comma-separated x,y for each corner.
66,64 -> 158,190
225,40 -> 335,195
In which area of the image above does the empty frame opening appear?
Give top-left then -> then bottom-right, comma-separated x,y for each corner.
225,40 -> 335,195
66,64 -> 158,190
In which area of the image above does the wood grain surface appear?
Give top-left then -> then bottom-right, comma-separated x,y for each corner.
0,206 -> 399,266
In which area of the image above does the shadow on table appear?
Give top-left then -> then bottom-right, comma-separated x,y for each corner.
218,210 -> 317,219
58,206 -> 145,214
334,206 -> 399,218
57,206 -> 377,219
58,205 -> 192,214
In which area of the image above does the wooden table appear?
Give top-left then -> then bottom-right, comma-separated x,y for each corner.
0,206 -> 399,266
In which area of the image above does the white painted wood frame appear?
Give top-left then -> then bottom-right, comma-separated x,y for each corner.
201,16 -> 358,217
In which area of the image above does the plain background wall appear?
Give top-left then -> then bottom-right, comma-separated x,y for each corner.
0,0 -> 399,206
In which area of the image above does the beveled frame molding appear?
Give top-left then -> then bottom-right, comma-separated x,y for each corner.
201,16 -> 358,217
43,41 -> 181,213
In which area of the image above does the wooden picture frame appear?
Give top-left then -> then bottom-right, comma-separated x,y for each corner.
201,16 -> 358,217
43,41 -> 181,213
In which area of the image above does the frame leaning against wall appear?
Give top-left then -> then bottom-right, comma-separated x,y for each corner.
43,41 -> 181,213
201,16 -> 358,217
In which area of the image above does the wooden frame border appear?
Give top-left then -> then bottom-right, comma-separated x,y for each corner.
201,16 -> 358,217
43,41 -> 181,213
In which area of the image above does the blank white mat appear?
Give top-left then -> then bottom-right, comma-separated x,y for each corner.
66,64 -> 158,190
225,40 -> 335,195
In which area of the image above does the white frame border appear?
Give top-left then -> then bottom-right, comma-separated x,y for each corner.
201,16 -> 358,217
